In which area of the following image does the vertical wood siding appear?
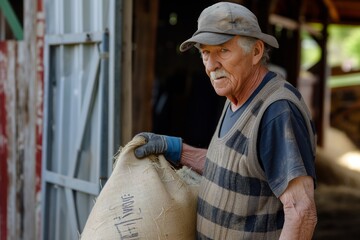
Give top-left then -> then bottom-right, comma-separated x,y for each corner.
35,1 -> 44,238
0,41 -> 10,240
0,40 -> 24,240
0,0 -> 44,239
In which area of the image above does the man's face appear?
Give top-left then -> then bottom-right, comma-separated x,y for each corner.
199,36 -> 256,98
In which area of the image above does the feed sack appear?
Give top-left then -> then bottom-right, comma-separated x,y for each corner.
81,136 -> 200,239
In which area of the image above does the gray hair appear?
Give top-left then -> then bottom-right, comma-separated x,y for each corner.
237,36 -> 271,65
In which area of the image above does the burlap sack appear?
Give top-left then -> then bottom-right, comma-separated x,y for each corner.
81,136 -> 200,239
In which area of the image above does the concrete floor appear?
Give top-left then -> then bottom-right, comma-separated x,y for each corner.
313,128 -> 360,239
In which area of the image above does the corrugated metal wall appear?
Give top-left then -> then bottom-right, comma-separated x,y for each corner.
41,0 -> 119,239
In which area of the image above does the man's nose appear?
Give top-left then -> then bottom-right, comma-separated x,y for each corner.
204,54 -> 221,72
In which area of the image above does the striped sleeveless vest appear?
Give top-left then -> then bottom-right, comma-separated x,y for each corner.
196,74 -> 316,239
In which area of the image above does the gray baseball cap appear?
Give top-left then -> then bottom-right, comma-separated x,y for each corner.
180,2 -> 279,52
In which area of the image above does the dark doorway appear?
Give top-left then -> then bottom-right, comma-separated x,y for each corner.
153,0 -> 225,148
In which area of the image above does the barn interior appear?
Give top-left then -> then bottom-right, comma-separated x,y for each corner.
132,0 -> 360,238
2,0 -> 360,239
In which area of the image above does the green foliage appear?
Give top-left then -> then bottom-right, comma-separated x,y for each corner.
328,25 -> 360,69
343,28 -> 360,66
301,24 -> 360,71
301,30 -> 321,70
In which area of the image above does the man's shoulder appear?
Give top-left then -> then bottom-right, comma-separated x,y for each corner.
261,100 -> 302,126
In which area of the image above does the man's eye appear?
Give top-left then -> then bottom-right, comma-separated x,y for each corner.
219,48 -> 231,59
201,51 -> 209,59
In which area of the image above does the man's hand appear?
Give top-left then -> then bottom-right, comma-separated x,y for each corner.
134,132 -> 182,163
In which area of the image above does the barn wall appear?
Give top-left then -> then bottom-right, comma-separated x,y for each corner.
0,40 -> 23,240
0,0 -> 44,239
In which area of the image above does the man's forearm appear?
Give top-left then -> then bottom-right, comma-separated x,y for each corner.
279,201 -> 317,239
279,176 -> 317,240
180,143 -> 207,175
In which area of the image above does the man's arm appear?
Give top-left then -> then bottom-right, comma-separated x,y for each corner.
180,143 -> 207,175
279,176 -> 317,240
134,133 -> 207,175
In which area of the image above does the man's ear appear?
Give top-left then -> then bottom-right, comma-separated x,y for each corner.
252,40 -> 264,65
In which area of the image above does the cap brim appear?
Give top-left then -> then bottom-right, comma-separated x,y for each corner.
257,33 -> 279,48
180,31 -> 279,52
179,32 -> 234,52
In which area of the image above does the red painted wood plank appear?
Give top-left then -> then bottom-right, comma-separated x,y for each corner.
35,0 -> 44,194
0,41 -> 9,240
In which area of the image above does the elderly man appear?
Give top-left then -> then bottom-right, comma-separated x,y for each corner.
135,2 -> 317,239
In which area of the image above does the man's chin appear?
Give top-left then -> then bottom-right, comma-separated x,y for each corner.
213,88 -> 228,97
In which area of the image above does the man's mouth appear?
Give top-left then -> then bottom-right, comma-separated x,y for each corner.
210,70 -> 228,81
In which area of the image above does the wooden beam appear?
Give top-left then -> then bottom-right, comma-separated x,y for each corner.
312,2 -> 330,147
132,0 -> 159,134
323,0 -> 340,22
269,14 -> 321,38
0,0 -> 23,39
269,14 -> 298,30
120,0 -> 133,144
23,0 -> 37,238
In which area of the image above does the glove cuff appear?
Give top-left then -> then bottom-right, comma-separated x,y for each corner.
164,136 -> 182,164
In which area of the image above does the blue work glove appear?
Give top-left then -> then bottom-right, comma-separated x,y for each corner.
134,132 -> 182,164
